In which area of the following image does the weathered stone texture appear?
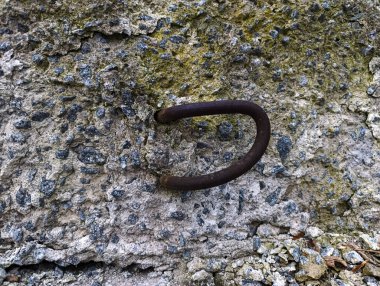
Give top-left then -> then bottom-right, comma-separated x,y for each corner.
0,0 -> 379,285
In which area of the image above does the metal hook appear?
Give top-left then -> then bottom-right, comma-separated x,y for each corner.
155,100 -> 271,190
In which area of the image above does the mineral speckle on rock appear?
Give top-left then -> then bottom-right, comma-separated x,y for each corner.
1,0 -> 380,285
77,147 -> 107,165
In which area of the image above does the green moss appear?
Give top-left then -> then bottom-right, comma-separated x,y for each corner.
136,0 -> 371,108
296,165 -> 356,233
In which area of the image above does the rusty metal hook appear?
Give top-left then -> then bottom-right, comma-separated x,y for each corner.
155,100 -> 271,191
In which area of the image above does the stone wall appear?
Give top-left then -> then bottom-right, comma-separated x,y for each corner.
0,0 -> 379,285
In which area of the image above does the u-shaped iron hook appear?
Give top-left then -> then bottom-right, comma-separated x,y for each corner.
155,100 -> 271,191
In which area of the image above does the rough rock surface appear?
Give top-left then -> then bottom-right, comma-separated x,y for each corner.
0,0 -> 379,285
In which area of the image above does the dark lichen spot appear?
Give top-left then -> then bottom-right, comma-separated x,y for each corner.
81,42 -> 92,54
130,150 -> 141,168
80,167 -> 99,175
167,245 -> 178,254
169,35 -> 185,44
80,178 -> 90,184
196,214 -> 204,226
85,125 -> 100,136
110,233 -> 119,244
67,104 -> 83,122
0,200 -> 6,213
276,135 -> 292,161
55,149 -> 69,160
159,229 -> 171,239
309,3 -> 321,12
78,147 -> 106,165
265,187 -> 282,206
119,155 -> 128,170
63,75 -> 75,84
32,53 -> 45,65
121,105 -> 136,117
283,201 -> 298,215
11,228 -> 23,242
252,236 -> 261,251
31,111 -> 50,122
127,213 -> 139,224
218,221 -> 226,228
16,188 -> 31,207
122,90 -> 135,105
277,82 -> 286,92
24,221 -> 35,231
78,64 -> 92,80
96,107 -> 105,118
60,95 -> 76,102
223,152 -> 233,162
269,30 -> 279,39
238,189 -> 245,215
13,119 -> 31,129
39,179 -> 56,197
218,121 -> 233,141
54,67 -> 64,75
0,41 -> 12,51
89,223 -> 104,241
122,140 -> 132,149
11,133 -> 27,144
111,189 -> 125,199
170,211 -> 185,221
